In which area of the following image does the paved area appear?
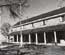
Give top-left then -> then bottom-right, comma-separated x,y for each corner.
0,44 -> 65,55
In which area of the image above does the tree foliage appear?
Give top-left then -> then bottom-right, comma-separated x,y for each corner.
0,0 -> 30,36
1,23 -> 11,36
0,0 -> 29,19
6,0 -> 29,19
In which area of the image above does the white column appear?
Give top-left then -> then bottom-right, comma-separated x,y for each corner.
17,34 -> 18,43
13,35 -> 14,42
29,34 -> 31,44
7,36 -> 9,42
44,32 -> 46,44
10,36 -> 12,43
54,31 -> 57,43
36,33 -> 38,44
20,33 -> 23,46
8,36 -> 10,43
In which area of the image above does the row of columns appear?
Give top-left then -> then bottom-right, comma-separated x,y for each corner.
28,33 -> 38,44
8,31 -> 57,46
28,31 -> 57,45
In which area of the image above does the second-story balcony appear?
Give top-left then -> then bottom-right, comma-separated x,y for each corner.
9,16 -> 65,34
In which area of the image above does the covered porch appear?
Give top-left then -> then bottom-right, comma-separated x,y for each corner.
9,23 -> 65,46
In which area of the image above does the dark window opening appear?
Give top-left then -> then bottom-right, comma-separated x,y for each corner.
61,15 -> 65,22
31,33 -> 36,43
46,32 -> 54,43
14,35 -> 17,42
56,31 -> 65,43
18,34 -> 21,42
23,34 -> 29,42
43,21 -> 45,25
38,32 -> 44,43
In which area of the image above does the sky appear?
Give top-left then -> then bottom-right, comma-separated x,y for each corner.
0,0 -> 65,27
25,0 -> 58,17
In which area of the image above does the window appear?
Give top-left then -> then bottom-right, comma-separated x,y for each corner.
62,15 -> 65,22
12,27 -> 21,32
23,24 -> 33,30
12,28 -> 17,32
16,27 -> 21,31
45,17 -> 62,25
33,21 -> 43,28
23,34 -> 29,42
14,35 -> 17,42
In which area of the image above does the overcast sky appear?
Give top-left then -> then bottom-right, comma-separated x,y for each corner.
0,0 -> 65,27
25,0 -> 58,17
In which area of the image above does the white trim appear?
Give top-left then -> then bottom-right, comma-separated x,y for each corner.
9,21 -> 65,33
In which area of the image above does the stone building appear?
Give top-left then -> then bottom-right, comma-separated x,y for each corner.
9,7 -> 65,46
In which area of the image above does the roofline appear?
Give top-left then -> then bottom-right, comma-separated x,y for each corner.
13,7 -> 65,28
12,12 -> 65,28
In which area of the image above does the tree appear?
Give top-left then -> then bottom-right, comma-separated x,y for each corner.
0,0 -> 30,45
6,0 -> 29,19
0,0 -> 30,19
1,23 -> 11,37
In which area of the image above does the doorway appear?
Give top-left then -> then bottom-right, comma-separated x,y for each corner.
37,31 -> 44,43
31,33 -> 36,44
46,32 -> 54,43
56,31 -> 65,43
